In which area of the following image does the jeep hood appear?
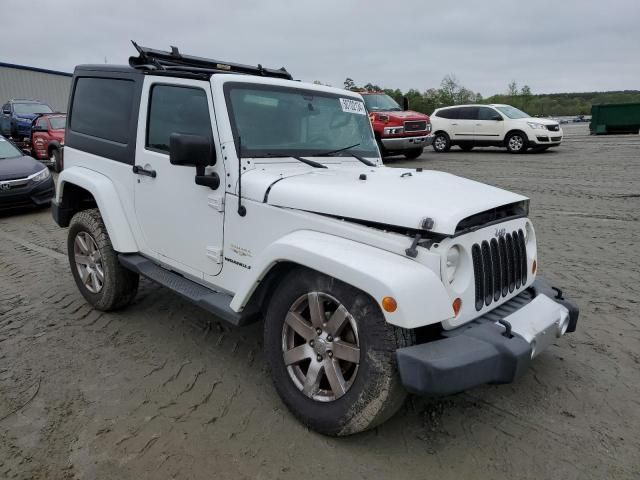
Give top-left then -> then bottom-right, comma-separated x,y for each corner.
243,166 -> 527,236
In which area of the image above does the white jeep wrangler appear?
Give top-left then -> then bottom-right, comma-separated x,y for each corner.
53,44 -> 578,436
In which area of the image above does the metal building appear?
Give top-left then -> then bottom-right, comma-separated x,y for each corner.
0,62 -> 72,112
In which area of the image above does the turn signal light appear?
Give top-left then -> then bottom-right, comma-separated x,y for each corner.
532,260 -> 537,275
452,298 -> 462,316
382,297 -> 397,313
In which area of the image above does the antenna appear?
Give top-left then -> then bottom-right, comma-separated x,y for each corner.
237,136 -> 246,217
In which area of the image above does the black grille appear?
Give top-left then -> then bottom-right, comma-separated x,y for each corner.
550,136 -> 562,142
404,120 -> 427,132
546,124 -> 560,132
472,229 -> 528,311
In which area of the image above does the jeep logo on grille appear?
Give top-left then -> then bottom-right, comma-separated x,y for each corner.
495,227 -> 506,238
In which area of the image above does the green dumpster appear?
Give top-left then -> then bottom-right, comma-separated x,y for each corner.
590,103 -> 640,135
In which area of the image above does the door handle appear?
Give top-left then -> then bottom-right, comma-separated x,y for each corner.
133,165 -> 157,178
451,123 -> 458,125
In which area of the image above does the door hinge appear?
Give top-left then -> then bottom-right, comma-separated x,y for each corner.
207,247 -> 223,264
208,195 -> 225,212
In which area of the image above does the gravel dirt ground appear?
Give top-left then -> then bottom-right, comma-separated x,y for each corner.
1,124 -> 639,479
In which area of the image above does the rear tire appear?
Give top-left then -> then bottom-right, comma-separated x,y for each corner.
404,148 -> 423,160
432,132 -> 451,153
264,268 -> 415,436
68,209 -> 139,311
506,132 -> 528,154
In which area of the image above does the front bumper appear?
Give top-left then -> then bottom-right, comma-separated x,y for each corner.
381,134 -> 434,151
0,176 -> 55,210
529,129 -> 563,145
397,277 -> 578,396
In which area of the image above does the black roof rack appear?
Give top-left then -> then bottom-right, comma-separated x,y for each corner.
128,41 -> 293,80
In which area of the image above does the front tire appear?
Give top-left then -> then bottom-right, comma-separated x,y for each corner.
51,149 -> 63,173
432,132 -> 451,152
68,209 -> 139,311
404,148 -> 423,160
506,132 -> 528,154
264,268 -> 414,436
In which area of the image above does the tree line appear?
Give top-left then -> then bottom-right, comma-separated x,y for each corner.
341,76 -> 640,117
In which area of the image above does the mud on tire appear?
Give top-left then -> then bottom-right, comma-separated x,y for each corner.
68,208 -> 139,311
264,268 -> 415,436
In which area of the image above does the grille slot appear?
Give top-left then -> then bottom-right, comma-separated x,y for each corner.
472,229 -> 528,311
404,120 -> 427,132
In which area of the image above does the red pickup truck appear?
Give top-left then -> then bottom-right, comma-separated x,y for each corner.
31,113 -> 65,172
360,91 -> 433,160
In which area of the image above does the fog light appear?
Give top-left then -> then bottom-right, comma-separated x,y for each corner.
532,260 -> 537,275
382,297 -> 397,313
452,298 -> 462,316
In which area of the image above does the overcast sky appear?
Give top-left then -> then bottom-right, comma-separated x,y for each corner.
2,0 -> 639,96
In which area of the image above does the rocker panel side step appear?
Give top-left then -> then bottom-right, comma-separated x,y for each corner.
119,253 -> 247,326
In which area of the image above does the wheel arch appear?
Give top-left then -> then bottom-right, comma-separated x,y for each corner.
232,230 -> 454,329
54,167 -> 138,252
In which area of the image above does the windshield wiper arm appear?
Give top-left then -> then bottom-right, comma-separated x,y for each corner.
292,156 -> 328,168
352,155 -> 376,167
314,143 -> 361,157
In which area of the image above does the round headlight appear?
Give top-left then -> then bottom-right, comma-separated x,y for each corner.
446,245 -> 461,283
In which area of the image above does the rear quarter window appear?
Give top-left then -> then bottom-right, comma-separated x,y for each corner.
70,77 -> 134,144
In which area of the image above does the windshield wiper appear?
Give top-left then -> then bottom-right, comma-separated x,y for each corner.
351,155 -> 376,167
252,152 -> 327,168
314,143 -> 361,157
292,156 -> 328,169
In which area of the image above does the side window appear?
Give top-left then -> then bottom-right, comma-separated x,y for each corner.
438,108 -> 458,120
35,117 -> 48,128
146,85 -> 212,153
70,77 -> 134,144
458,107 -> 479,120
478,107 -> 499,121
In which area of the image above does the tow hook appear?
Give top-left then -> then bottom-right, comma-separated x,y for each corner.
498,319 -> 513,338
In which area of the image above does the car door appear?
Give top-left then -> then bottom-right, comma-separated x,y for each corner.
475,106 -> 505,143
449,106 -> 477,142
134,77 -> 225,279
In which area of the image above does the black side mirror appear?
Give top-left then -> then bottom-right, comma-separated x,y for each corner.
2,109 -> 10,115
492,115 -> 503,121
32,125 -> 47,132
402,97 -> 409,111
169,133 -> 215,166
169,133 -> 219,189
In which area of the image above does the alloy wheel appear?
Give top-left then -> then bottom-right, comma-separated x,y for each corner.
73,232 -> 104,293
281,292 -> 360,402
509,135 -> 524,151
434,135 -> 447,151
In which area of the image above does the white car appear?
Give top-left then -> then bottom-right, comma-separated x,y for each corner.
52,44 -> 578,436
430,104 -> 563,153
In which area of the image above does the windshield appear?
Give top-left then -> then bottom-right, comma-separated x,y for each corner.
0,137 -> 23,159
13,103 -> 53,115
224,84 -> 377,158
49,116 -> 66,129
362,93 -> 402,112
495,105 -> 530,119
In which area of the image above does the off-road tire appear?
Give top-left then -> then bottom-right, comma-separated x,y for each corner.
264,268 -> 415,436
432,132 -> 451,152
68,209 -> 139,311
404,148 -> 423,160
506,131 -> 528,154
51,148 -> 63,173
